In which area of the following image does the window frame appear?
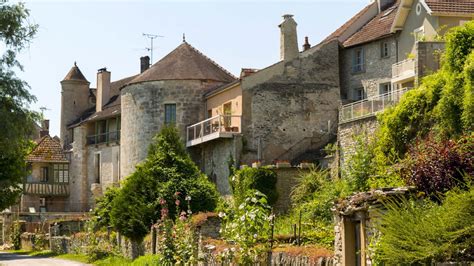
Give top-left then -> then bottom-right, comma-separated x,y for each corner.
354,88 -> 365,101
53,163 -> 69,183
381,41 -> 390,58
40,167 -> 49,183
352,47 -> 365,73
164,103 -> 177,125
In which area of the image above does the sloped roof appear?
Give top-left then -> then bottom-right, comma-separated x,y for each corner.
425,0 -> 474,15
127,42 -> 236,85
26,135 -> 68,163
323,2 -> 376,43
343,2 -> 399,47
62,62 -> 88,82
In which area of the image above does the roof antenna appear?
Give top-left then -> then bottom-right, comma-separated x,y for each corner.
142,33 -> 164,64
183,33 -> 186,43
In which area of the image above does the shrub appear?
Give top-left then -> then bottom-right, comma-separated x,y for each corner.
132,254 -> 162,265
230,167 -> 278,206
220,190 -> 272,264
109,126 -> 219,247
372,185 -> 474,264
402,134 -> 473,197
93,186 -> 119,230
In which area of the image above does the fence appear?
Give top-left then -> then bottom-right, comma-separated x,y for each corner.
186,115 -> 241,146
339,88 -> 411,123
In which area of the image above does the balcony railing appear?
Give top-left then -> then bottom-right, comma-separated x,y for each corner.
392,58 -> 415,82
339,88 -> 411,123
186,115 -> 241,147
87,130 -> 120,145
23,182 -> 69,196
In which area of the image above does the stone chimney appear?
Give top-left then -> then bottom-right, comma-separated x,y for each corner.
39,119 -> 49,138
140,56 -> 150,73
96,67 -> 111,113
303,36 -> 311,51
279,14 -> 299,61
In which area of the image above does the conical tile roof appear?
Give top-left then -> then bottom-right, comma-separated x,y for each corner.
62,62 -> 88,82
127,42 -> 235,85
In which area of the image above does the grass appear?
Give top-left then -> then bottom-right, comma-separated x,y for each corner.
93,256 -> 132,265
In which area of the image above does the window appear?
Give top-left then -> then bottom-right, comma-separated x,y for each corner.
352,48 -> 364,73
53,164 -> 69,183
95,153 -> 101,184
381,41 -> 390,58
414,26 -> 425,42
379,83 -> 392,95
164,104 -> 176,125
40,167 -> 49,182
354,88 -> 365,101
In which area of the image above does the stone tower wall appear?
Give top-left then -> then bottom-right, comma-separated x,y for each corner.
60,80 -> 91,147
120,80 -> 222,179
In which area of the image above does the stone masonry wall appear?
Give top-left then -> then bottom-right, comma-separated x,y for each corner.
340,36 -> 397,101
338,116 -> 379,169
86,144 -> 120,203
273,167 -> 311,214
415,41 -> 445,85
120,80 -> 224,179
240,40 -> 341,166
69,125 -> 89,212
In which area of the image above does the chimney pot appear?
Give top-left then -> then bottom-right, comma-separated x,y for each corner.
303,36 -> 311,51
140,56 -> 150,73
39,119 -> 50,138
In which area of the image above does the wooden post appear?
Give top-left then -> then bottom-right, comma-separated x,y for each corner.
48,223 -> 52,250
293,224 -> 297,244
151,226 -> 157,254
298,210 -> 302,246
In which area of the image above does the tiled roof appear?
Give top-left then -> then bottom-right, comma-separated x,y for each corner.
62,62 -> 88,82
323,2 -> 376,43
425,0 -> 474,15
127,42 -> 236,85
26,135 -> 68,163
343,2 -> 399,47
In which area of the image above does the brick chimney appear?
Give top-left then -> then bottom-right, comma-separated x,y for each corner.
303,36 -> 311,51
40,119 -> 50,138
140,56 -> 150,73
279,14 -> 298,61
96,67 -> 111,113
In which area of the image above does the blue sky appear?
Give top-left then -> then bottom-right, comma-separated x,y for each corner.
16,0 -> 368,136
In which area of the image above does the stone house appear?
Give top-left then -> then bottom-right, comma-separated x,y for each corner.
334,0 -> 473,165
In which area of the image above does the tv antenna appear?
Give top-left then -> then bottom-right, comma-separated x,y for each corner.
142,33 -> 164,64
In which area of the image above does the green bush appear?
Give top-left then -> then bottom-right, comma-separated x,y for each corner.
93,186 -> 119,230
372,184 -> 474,264
230,167 -> 278,206
109,126 -> 219,249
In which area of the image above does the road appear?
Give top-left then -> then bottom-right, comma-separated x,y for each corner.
0,252 -> 90,266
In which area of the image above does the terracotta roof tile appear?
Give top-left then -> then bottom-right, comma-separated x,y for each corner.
62,62 -> 88,82
323,2 -> 376,43
127,42 -> 236,85
343,2 -> 399,47
27,135 -> 68,163
425,0 -> 474,15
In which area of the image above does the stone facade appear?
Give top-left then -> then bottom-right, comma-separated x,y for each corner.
240,40 -> 341,166
120,79 -> 224,179
415,41 -> 445,85
340,36 -> 397,101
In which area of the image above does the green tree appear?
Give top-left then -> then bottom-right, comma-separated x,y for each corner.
0,2 -> 38,210
109,126 -> 219,257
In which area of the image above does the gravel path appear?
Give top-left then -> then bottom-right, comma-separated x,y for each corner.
0,252 -> 90,266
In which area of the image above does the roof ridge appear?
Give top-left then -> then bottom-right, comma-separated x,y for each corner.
183,42 -> 237,80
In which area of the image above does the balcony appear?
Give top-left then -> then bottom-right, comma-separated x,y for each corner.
23,182 -> 69,196
87,130 -> 120,145
186,115 -> 241,147
340,88 -> 411,123
392,58 -> 415,83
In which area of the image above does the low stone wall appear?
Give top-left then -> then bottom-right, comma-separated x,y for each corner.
273,167 -> 311,214
20,232 -> 48,251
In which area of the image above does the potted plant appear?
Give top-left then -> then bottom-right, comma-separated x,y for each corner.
275,160 -> 291,168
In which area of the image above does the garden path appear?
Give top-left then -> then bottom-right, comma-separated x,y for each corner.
0,252 -> 90,266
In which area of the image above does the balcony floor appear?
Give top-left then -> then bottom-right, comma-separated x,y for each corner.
186,131 -> 234,147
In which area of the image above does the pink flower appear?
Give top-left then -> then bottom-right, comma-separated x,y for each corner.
159,198 -> 166,205
175,192 -> 181,196
175,199 -> 180,206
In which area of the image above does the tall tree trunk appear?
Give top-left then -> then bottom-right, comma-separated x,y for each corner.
130,239 -> 144,259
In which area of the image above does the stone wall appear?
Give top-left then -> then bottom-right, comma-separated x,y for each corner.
240,40 -> 341,167
120,79 -> 224,179
86,143 -> 120,202
337,116 -> 379,169
415,41 -> 445,85
193,136 -> 242,195
69,125 -> 90,212
340,36 -> 397,101
273,167 -> 311,214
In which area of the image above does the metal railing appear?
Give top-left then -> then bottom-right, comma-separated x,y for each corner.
392,58 -> 415,79
186,115 -> 241,143
87,130 -> 120,145
23,182 -> 69,196
339,88 -> 411,123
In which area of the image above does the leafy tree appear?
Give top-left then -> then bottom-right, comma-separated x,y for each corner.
109,126 -> 219,255
0,2 -> 38,210
93,186 -> 119,229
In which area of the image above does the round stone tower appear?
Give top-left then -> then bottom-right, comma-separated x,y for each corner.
60,62 -> 91,147
120,41 -> 235,178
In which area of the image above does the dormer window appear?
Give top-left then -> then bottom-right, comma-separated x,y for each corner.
352,48 -> 365,73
